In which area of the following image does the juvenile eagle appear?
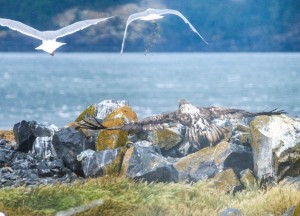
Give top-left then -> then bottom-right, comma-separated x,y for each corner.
80,99 -> 285,146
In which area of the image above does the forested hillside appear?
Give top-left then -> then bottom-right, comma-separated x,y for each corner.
0,0 -> 299,52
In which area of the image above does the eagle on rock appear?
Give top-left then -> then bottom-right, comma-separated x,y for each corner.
79,99 -> 285,146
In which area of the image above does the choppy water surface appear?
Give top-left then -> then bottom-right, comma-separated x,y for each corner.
0,52 -> 299,129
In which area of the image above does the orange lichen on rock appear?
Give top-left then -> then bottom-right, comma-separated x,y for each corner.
0,130 -> 15,144
75,104 -> 97,122
120,146 -> 135,176
103,146 -> 128,176
96,106 -> 138,151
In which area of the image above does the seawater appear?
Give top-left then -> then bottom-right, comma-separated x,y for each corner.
0,52 -> 299,129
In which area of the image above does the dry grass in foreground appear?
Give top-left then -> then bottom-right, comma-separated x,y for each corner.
0,176 -> 299,216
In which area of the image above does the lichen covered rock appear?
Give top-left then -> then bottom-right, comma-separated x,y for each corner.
152,126 -> 183,150
96,105 -> 137,151
213,141 -> 253,174
207,168 -> 243,194
174,144 -> 218,182
230,131 -> 251,146
78,147 -> 126,177
250,115 -> 300,181
174,141 -> 253,182
120,146 -> 135,176
0,130 -> 15,144
75,99 -> 128,122
75,104 -> 97,122
122,141 -> 178,183
239,169 -> 258,188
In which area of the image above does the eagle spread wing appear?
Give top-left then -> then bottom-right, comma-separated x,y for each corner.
78,100 -> 285,147
79,102 -> 226,146
197,106 -> 286,120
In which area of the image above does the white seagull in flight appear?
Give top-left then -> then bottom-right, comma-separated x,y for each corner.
0,16 -> 114,55
121,8 -> 208,54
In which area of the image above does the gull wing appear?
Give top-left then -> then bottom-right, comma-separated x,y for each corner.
49,17 -> 114,40
120,8 -> 208,53
157,9 -> 208,44
0,18 -> 44,40
121,10 -> 151,54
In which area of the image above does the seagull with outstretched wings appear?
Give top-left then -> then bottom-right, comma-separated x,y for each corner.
121,8 -> 208,54
0,16 -> 114,55
79,99 -> 285,146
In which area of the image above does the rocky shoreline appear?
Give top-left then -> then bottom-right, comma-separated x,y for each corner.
1,99 -> 300,192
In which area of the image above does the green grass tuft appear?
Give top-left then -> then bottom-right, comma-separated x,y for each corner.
0,177 -> 299,216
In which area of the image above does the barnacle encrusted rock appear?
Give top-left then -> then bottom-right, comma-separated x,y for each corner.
96,105 -> 138,151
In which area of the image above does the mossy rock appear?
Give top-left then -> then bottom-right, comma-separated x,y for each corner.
231,131 -> 251,146
103,146 -> 127,176
222,126 -> 232,142
96,106 -> 137,151
175,141 -> 230,173
294,203 -> 300,216
120,146 -> 135,176
152,127 -> 182,150
174,142 -> 230,182
235,124 -> 251,133
250,115 -> 270,155
250,115 -> 300,180
240,169 -> 258,189
75,104 -> 97,122
238,132 -> 250,145
250,115 -> 271,178
207,168 -> 243,194
0,130 -> 15,143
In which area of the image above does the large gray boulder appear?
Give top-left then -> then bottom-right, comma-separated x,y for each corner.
152,126 -> 183,151
52,127 -> 95,173
13,120 -> 38,152
30,123 -> 58,160
13,121 -> 58,157
78,148 -> 123,177
121,141 -> 178,183
174,141 -> 253,182
250,115 -> 300,181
